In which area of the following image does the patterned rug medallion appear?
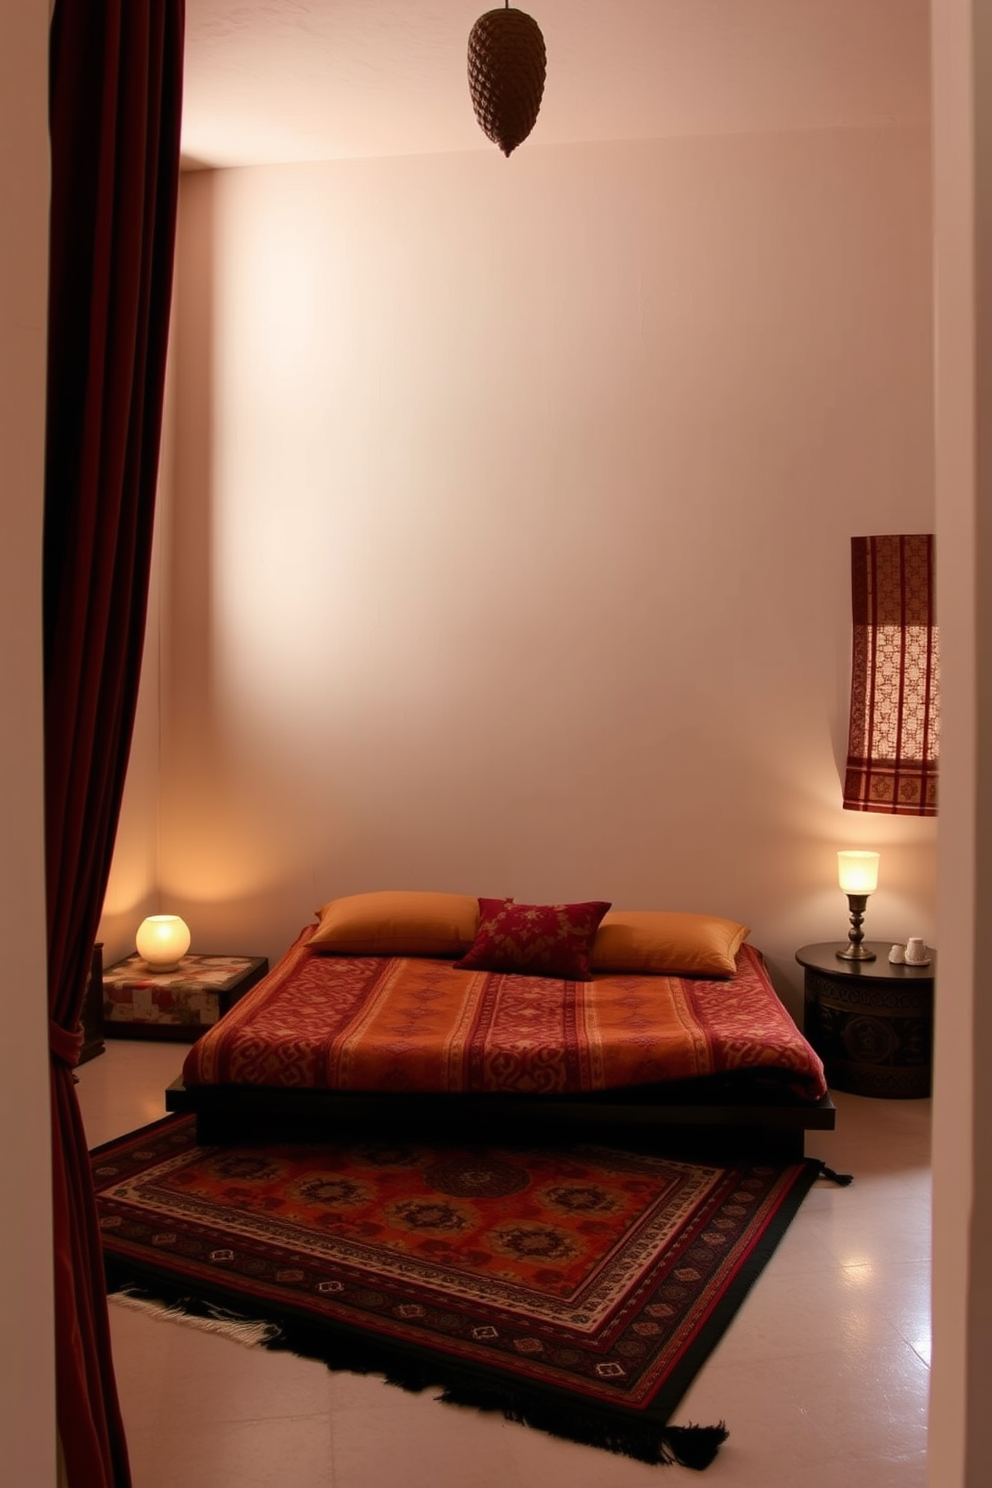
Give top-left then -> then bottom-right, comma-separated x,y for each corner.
92,1116 -> 822,1470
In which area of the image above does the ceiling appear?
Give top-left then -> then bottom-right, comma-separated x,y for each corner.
181,0 -> 929,168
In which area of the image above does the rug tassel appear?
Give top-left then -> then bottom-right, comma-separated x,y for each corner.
435,1379 -> 728,1468
662,1422 -> 730,1471
811,1159 -> 854,1186
109,1288 -> 282,1349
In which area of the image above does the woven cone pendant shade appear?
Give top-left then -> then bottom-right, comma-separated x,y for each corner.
468,6 -> 546,157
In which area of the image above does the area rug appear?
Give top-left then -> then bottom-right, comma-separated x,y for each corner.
92,1115 -> 823,1470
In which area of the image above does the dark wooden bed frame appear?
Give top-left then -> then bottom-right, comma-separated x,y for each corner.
165,1073 -> 835,1162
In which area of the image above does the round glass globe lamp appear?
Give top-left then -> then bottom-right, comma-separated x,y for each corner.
135,915 -> 191,972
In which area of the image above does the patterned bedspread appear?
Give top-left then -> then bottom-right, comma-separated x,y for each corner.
182,930 -> 827,1103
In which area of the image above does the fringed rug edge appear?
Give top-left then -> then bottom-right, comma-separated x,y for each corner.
103,1258 -> 727,1469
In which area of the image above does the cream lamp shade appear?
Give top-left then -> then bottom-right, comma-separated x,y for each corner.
135,915 -> 190,972
837,851 -> 880,895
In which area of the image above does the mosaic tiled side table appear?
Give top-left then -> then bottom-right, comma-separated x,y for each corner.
102,953 -> 269,1042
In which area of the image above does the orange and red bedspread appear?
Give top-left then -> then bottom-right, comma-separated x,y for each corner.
183,930 -> 826,1103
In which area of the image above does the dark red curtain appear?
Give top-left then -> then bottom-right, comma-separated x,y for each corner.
44,4 -> 184,1483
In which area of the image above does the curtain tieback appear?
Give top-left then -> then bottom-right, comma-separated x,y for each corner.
49,1020 -> 84,1068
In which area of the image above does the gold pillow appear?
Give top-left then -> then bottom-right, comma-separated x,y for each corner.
310,891 -> 479,958
590,911 -> 750,978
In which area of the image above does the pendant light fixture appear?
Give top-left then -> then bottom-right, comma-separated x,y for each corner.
467,3 -> 546,157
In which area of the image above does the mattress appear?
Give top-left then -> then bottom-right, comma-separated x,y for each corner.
182,929 -> 827,1104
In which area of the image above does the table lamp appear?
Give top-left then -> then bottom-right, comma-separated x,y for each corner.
136,914 -> 191,972
836,851 -> 880,961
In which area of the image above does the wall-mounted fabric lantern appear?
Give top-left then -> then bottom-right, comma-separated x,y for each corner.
468,4 -> 546,157
843,534 -> 938,816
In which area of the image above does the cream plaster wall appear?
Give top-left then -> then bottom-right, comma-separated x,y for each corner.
0,0 -> 56,1482
146,126 -> 937,1017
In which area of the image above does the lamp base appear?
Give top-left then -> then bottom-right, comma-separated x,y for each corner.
836,943 -> 877,962
836,893 -> 875,961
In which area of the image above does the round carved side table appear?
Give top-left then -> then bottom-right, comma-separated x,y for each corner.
795,942 -> 935,1099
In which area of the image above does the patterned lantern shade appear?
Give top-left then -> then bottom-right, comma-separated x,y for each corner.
468,6 -> 546,157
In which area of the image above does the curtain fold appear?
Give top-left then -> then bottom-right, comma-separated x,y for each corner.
44,4 -> 184,1483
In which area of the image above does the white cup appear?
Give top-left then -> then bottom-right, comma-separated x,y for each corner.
905,937 -> 928,964
888,944 -> 906,964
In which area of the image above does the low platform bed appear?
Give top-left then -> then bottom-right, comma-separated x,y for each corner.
166,1077 -> 836,1162
164,893 -> 833,1160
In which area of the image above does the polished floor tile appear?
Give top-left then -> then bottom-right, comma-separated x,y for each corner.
77,1044 -> 932,1486
107,1302 -> 335,1429
125,1413 -> 336,1488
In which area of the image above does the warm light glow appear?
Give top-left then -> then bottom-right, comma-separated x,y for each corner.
135,915 -> 191,971
837,851 -> 880,895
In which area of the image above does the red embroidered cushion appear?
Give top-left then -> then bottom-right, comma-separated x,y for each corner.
454,898 -> 612,980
